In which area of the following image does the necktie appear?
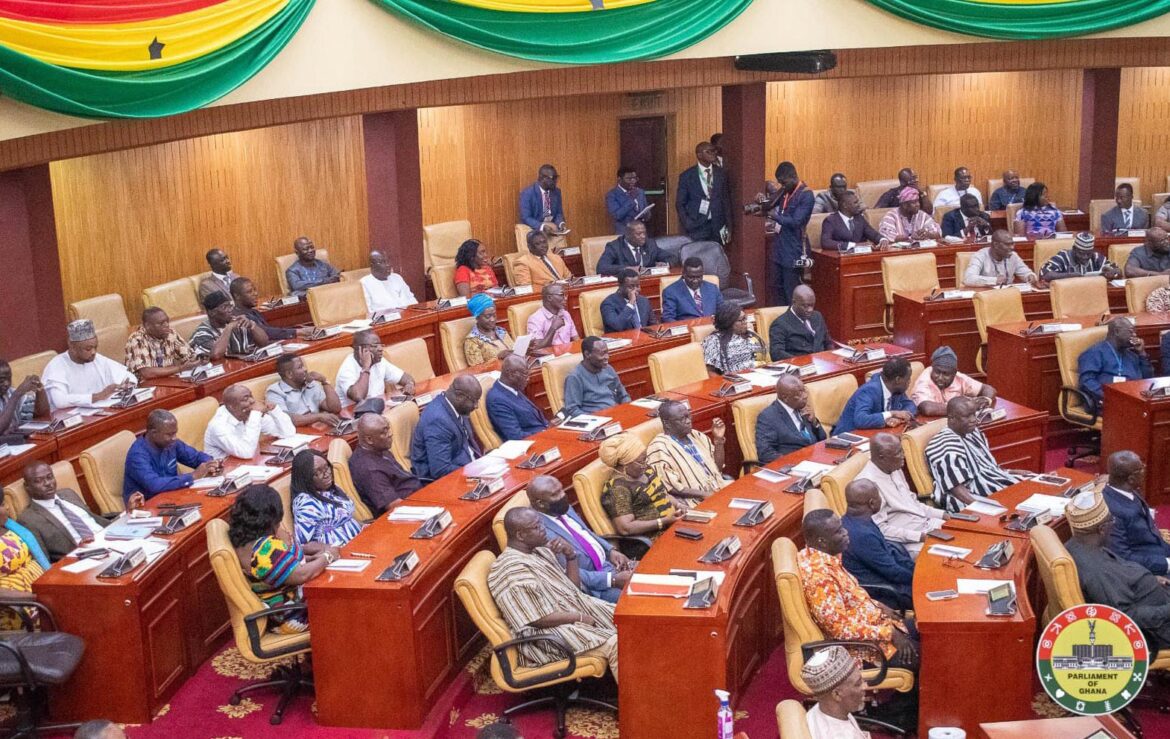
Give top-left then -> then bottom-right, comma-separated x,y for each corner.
804,319 -> 815,336
1123,210 -> 1132,229
55,500 -> 91,544
631,246 -> 642,267
631,301 -> 642,329
541,256 -> 560,279
694,290 -> 703,313
885,395 -> 894,412
560,516 -> 604,570
461,416 -> 481,460
542,189 -> 551,217
703,168 -> 712,194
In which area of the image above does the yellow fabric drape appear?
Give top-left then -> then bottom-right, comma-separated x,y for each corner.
450,0 -> 652,13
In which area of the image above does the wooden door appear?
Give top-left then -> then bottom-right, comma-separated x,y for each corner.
619,116 -> 668,236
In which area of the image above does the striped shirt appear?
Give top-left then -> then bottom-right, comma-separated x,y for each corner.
0,388 -> 35,425
646,431 -> 727,503
189,320 -> 256,358
1042,249 -> 1114,276
924,426 -> 1017,511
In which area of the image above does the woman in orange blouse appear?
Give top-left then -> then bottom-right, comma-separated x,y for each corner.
454,239 -> 500,297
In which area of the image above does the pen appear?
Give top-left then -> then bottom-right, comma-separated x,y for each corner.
349,552 -> 377,559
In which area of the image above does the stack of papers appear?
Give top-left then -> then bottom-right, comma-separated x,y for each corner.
0,443 -> 35,458
326,559 -> 372,573
631,397 -> 662,409
956,578 -> 1012,595
739,370 -> 781,388
963,498 -> 1007,516
339,320 -> 373,332
1016,494 -> 1069,517
272,434 -> 319,449
388,506 -> 445,523
790,460 -> 834,478
488,440 -> 534,460
232,465 -> 285,483
464,455 -> 510,478
927,544 -> 973,559
627,574 -> 696,598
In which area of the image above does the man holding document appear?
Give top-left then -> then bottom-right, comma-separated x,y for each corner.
604,166 -> 651,236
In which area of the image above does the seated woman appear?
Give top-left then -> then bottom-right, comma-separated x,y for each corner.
463,293 -> 514,366
454,239 -> 499,297
0,527 -> 45,630
701,302 -> 765,375
1013,182 -> 1067,238
598,434 -> 680,539
229,484 -> 337,634
291,449 -> 365,547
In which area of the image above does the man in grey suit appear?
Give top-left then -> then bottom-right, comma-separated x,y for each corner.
526,475 -> 633,603
768,285 -> 833,361
16,461 -> 108,562
1100,183 -> 1149,233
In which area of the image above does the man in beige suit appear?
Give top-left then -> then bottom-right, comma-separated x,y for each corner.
16,461 -> 109,562
513,230 -> 573,289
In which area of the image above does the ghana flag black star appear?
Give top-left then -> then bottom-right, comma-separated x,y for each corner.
148,37 -> 165,61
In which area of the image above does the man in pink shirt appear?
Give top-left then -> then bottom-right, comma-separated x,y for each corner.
909,346 -> 996,417
527,283 -> 580,350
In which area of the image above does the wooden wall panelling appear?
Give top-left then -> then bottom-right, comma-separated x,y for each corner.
1117,67 -> 1170,199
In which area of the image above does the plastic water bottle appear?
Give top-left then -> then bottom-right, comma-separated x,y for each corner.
715,689 -> 733,739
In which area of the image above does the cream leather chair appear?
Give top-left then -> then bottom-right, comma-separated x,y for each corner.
306,281 -> 366,326
94,324 -> 130,366
731,394 -> 773,474
754,306 -> 788,359
954,252 -> 974,286
1005,202 -> 1023,227
863,361 -> 925,388
3,460 -> 80,517
1055,326 -> 1108,464
340,268 -> 371,283
807,213 -> 831,252
385,337 -> 435,382
901,418 -> 945,496
171,314 -> 204,342
628,418 -> 663,448
805,374 -> 858,429
385,401 -> 418,470
572,460 -> 617,539
926,184 -> 948,202
1116,176 -> 1142,202
880,253 -> 939,332
932,204 -> 956,227
1090,199 -> 1142,233
172,397 -> 219,451
820,451 -> 870,515
7,351 -> 55,383
270,474 -> 295,535
1050,276 -> 1108,319
236,373 -> 280,406
440,316 -> 477,372
973,288 -> 1025,372
424,220 -> 473,271
302,347 -> 351,385
986,177 -> 1035,200
689,323 -> 715,344
430,264 -> 458,300
1113,243 -> 1143,275
856,179 -> 899,210
142,277 -> 201,320
581,237 -> 610,277
68,294 -> 129,330
541,354 -> 581,416
577,288 -> 609,338
1126,275 -> 1170,313
513,224 -> 532,253
648,343 -> 708,393
776,700 -> 812,739
507,300 -> 543,339
864,207 -> 894,231
469,374 -> 503,452
491,491 -> 531,551
1031,237 -> 1075,272
78,430 -> 136,515
1151,192 -> 1170,216
802,488 -> 831,519
275,249 -> 330,295
502,253 -> 521,287
326,438 -> 374,521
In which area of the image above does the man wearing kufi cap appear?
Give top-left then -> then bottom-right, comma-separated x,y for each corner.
189,291 -> 269,361
41,319 -> 136,410
878,185 -> 941,242
1040,231 -> 1120,281
909,345 -> 997,417
801,646 -> 869,739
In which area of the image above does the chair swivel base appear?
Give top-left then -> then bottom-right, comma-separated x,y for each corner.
229,658 -> 314,725
503,685 -> 617,739
2,687 -> 80,739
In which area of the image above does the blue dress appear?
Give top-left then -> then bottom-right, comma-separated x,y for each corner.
292,487 -> 365,546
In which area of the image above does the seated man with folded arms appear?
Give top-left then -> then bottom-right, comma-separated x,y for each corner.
646,400 -> 727,510
819,191 -> 883,251
802,646 -> 870,739
924,396 -> 1017,512
204,383 -> 296,459
266,354 -> 341,427
528,474 -> 633,604
769,285 -> 833,360
124,409 -> 219,505
230,277 -> 311,342
0,359 -> 48,435
286,236 -> 340,297
988,170 -> 1027,211
42,319 -> 136,410
513,230 -> 573,289
857,433 -> 946,558
599,433 -> 680,540
601,269 -> 656,333
909,346 -> 996,418
962,229 -> 1040,287
198,248 -> 240,302
596,221 -> 670,276
527,283 -> 579,351
1099,450 -> 1170,577
489,507 -> 619,682
1039,232 -> 1120,281
361,249 -> 417,315
755,374 -> 827,465
940,193 -> 991,239
562,337 -> 630,417
1124,228 -> 1170,277
124,308 -> 200,380
486,355 -> 548,441
335,330 -> 415,402
190,292 -> 269,361
349,412 -> 421,516
16,461 -> 108,562
410,374 -> 482,481
1078,317 -> 1153,414
878,186 -> 941,242
840,479 -> 915,611
833,357 -> 917,435
661,257 -> 723,322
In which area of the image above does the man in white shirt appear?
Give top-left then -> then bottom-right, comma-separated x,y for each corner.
962,229 -> 1040,288
801,646 -> 870,739
932,165 -> 983,209
360,250 -> 417,316
204,383 -> 296,459
335,330 -> 415,402
16,460 -> 109,562
855,433 -> 946,557
42,319 -> 136,410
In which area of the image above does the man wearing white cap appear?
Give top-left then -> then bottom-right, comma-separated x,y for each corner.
801,646 -> 869,738
41,319 -> 136,410
1039,232 -> 1120,281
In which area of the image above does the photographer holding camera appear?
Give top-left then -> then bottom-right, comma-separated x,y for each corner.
748,161 -> 814,306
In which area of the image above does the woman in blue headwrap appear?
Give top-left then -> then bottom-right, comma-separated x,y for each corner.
463,293 -> 514,366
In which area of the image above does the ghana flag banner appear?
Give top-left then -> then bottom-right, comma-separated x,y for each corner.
370,0 -> 752,64
0,0 -> 314,119
866,0 -> 1170,39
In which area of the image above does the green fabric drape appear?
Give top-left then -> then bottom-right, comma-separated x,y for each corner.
0,0 -> 313,119
369,0 -> 751,64
866,0 -> 1170,39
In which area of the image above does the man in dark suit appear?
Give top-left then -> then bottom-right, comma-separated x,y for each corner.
661,257 -> 723,322
769,285 -> 833,361
834,357 -> 917,434
755,374 -> 827,465
409,375 -> 483,481
601,269 -> 656,333
840,479 -> 915,611
767,161 -> 816,305
16,461 -> 108,562
820,192 -> 883,251
485,355 -> 549,441
596,221 -> 671,276
604,166 -> 650,236
676,141 -> 731,243
1100,183 -> 1149,233
1101,450 -> 1170,575
527,474 -> 632,603
519,164 -> 568,236
941,194 -> 992,238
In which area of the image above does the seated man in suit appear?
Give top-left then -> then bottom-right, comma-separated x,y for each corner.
812,173 -> 856,214
605,166 -> 649,236
1100,450 -> 1170,576
909,345 -> 996,417
527,474 -> 633,604
285,236 -> 340,296
755,374 -> 827,465
486,355 -> 549,441
769,285 -> 833,360
410,374 -> 483,481
924,397 -> 1017,512
601,269 -> 656,333
513,230 -> 573,289
801,646 -> 871,739
349,412 -> 421,515
819,192 -> 883,251
42,319 -> 136,411
676,141 -> 731,243
596,221 -> 670,276
204,383 -> 296,459
833,357 -> 917,435
840,479 -> 915,611
660,257 -> 723,322
1039,232 -> 1120,282
1078,317 -> 1153,413
124,409 -> 219,505
198,248 -> 240,303
1100,183 -> 1149,233
562,337 -> 630,417
856,433 -> 945,558
16,461 -> 109,562
519,164 -> 569,250
940,193 -> 992,239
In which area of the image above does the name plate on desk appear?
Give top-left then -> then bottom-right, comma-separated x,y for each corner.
512,285 -> 534,296
642,325 -> 689,339
46,415 -> 84,433
309,326 -> 342,340
560,247 -> 581,256
579,422 -> 623,441
711,381 -> 752,397
734,500 -> 774,527
370,310 -> 401,325
976,407 -> 1007,423
647,266 -> 670,276
698,535 -> 741,564
438,297 -> 469,309
413,393 -> 435,406
186,364 -> 225,381
843,244 -> 872,255
461,476 -> 506,501
517,446 -> 562,469
375,550 -> 420,581
411,510 -> 453,539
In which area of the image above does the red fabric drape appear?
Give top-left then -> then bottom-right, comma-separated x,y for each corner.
0,0 -> 228,23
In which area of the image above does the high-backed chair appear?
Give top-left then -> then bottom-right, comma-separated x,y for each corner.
171,314 -> 204,342
973,288 -> 1025,372
657,273 -> 719,300
807,213 -> 831,252
275,248 -> 330,295
864,207 -> 894,231
986,177 -> 1035,199
270,474 -> 295,535
776,700 -> 813,739
385,337 -> 435,382
1005,202 -> 1023,226
572,458 -> 655,557
185,272 -> 211,297
690,323 -> 715,344
1055,326 -> 1108,465
754,306 -> 788,358
541,354 -> 582,416
648,344 -> 708,393
439,316 -> 477,372
206,518 -> 313,724
1050,276 -> 1108,319
805,374 -> 858,429
1151,192 -> 1170,216
926,184 -> 948,203
1113,243 -> 1143,275
306,281 -> 366,326
235,374 -> 280,407
863,361 -> 926,388
580,237 -> 610,276
856,180 -> 899,210
502,253 -> 521,287
340,268 -> 371,283
1127,275 -> 1170,313
508,300 -> 543,339
731,394 -> 773,474
385,401 -> 418,470
430,264 -> 458,300
491,491 -> 531,551
513,224 -> 532,253
628,418 -> 664,449
326,438 -> 374,521
880,253 -> 939,332
577,288 -> 609,338
3,460 -> 80,517
7,351 -> 55,384
1116,177 -> 1142,202
142,277 -> 201,320
932,204 -> 956,227
469,374 -> 503,452
803,488 -> 831,519
820,451 -> 870,514
78,430 -> 135,515
1032,237 -> 1075,272
93,323 -> 130,366
172,397 -> 219,451
901,418 -> 945,496
302,347 -> 351,385
424,220 -> 473,271
68,294 -> 129,330
1091,199 -> 1142,233
954,252 -> 974,286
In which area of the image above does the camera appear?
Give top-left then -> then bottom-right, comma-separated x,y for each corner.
794,255 -> 815,269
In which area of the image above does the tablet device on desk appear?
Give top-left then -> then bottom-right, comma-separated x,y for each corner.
926,530 -> 954,541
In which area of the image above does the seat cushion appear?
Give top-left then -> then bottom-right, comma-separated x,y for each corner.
0,632 -> 85,686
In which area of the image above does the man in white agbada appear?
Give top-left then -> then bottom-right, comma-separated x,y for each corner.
41,319 -> 136,410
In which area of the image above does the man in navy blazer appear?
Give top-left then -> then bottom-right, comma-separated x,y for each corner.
940,194 -> 992,238
519,164 -> 567,234
410,375 -> 483,481
1100,183 -> 1149,233
766,161 -> 816,305
819,192 -> 884,251
1101,450 -> 1170,575
601,269 -> 656,333
485,355 -> 548,441
834,357 -> 917,434
596,222 -> 671,276
840,479 -> 915,611
676,141 -> 731,243
604,166 -> 650,236
661,257 -> 723,322
528,475 -> 633,603
769,285 -> 833,360
755,375 -> 827,465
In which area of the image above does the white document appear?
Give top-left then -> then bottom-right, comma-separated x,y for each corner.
1111,279 -> 1128,288
271,433 -> 319,449
927,544 -> 973,559
753,468 -> 789,483
232,465 -> 284,483
956,578 -> 1013,595
0,443 -> 35,458
668,569 -> 726,587
463,455 -> 510,478
1016,494 -> 1069,517
631,397 -> 662,409
963,498 -> 1007,516
635,203 -> 655,220
512,334 -> 532,358
741,370 -> 780,388
283,342 -> 310,351
728,498 -> 764,510
192,476 -> 224,489
326,559 -> 372,573
790,460 -> 834,478
603,338 -> 631,350
831,348 -> 856,358
62,557 -> 107,574
488,440 -> 534,460
388,506 -> 446,522
558,414 -> 609,432
339,319 -> 373,333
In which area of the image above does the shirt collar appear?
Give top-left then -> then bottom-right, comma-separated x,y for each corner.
879,377 -> 893,404
1106,484 -> 1135,501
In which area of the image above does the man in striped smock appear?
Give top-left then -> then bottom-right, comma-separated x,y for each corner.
923,397 -> 1016,512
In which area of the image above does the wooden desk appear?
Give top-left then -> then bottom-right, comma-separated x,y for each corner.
979,715 -> 1134,739
257,299 -> 312,328
0,437 -> 56,485
1102,379 -> 1170,506
939,468 -> 1089,539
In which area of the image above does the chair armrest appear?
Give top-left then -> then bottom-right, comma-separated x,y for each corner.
801,639 -> 889,686
0,638 -> 36,686
740,460 -> 760,475
1059,385 -> 1100,426
856,582 -> 911,616
0,599 -> 57,632
243,603 -> 309,660
493,633 -> 576,689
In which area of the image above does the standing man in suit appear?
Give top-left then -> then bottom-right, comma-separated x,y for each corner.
660,257 -> 723,322
527,475 -> 633,603
513,230 -> 573,289
941,194 -> 992,239
1101,450 -> 1170,576
767,161 -> 815,306
519,164 -> 569,252
197,248 -> 239,303
486,355 -> 549,441
755,374 -> 827,465
834,357 -> 918,434
604,167 -> 649,236
601,269 -> 656,333
16,461 -> 109,562
410,374 -> 483,481
1100,183 -> 1149,233
596,221 -> 670,276
768,285 -> 833,360
676,141 -> 731,244
819,192 -> 884,251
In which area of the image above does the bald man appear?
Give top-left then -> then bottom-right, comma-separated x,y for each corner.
768,285 -> 833,361
855,432 -> 945,557
1100,450 -> 1170,576
410,375 -> 483,481
348,412 -> 421,515
361,250 -> 417,316
203,384 -> 295,459
1077,317 -> 1153,413
485,355 -> 548,441
286,236 -> 339,296
755,374 -> 826,464
840,479 -> 915,611
124,409 -> 219,504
